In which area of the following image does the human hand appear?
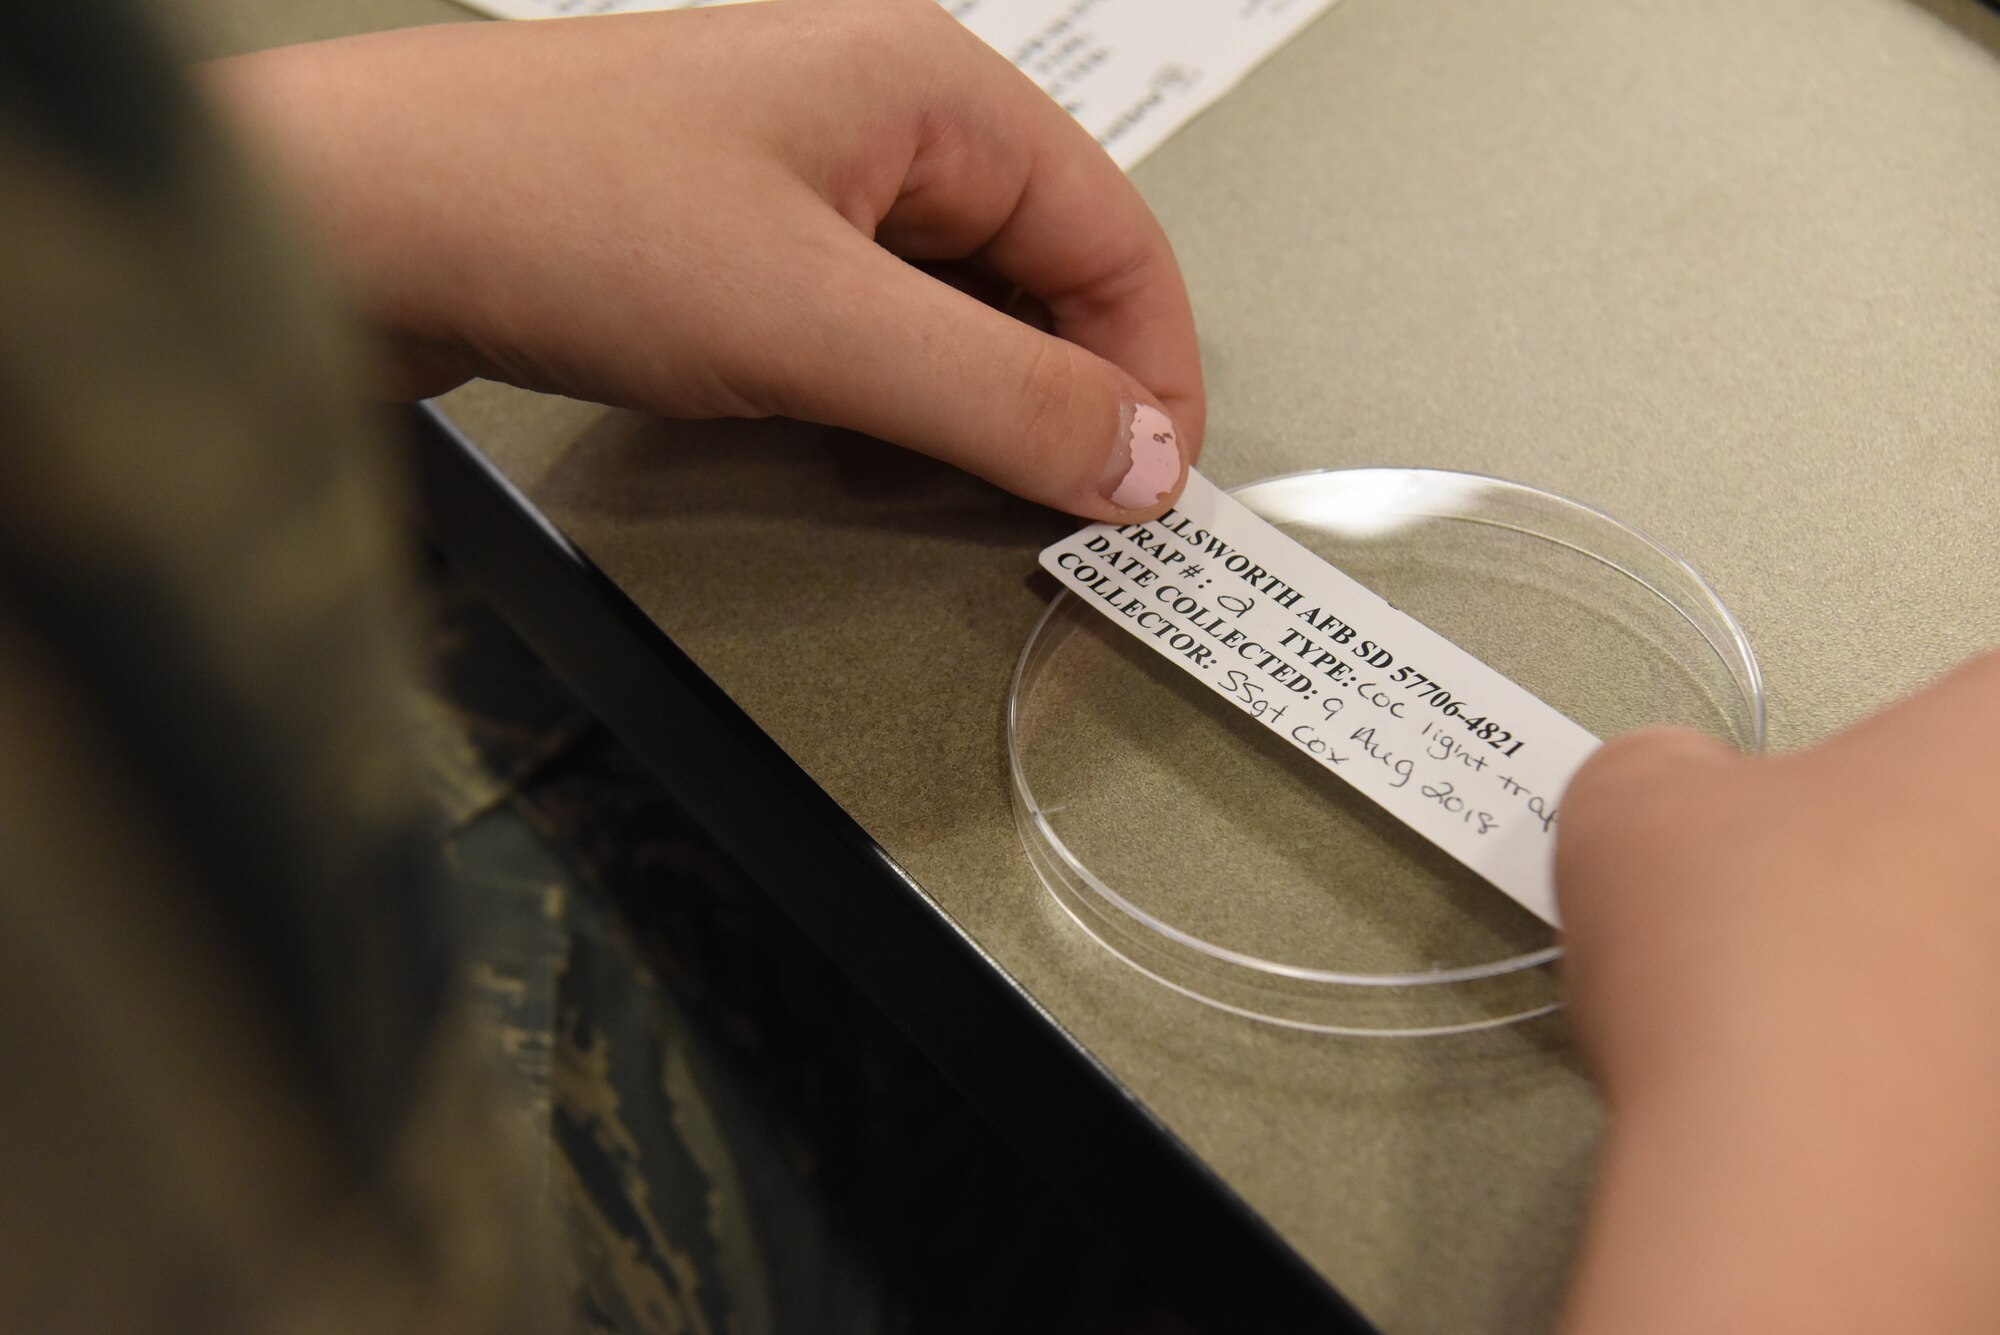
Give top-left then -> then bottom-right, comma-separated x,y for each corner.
1555,650 -> 2000,1332
204,0 -> 1203,521
1558,649 -> 2000,1107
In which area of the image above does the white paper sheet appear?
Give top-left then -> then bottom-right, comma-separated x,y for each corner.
447,0 -> 1341,169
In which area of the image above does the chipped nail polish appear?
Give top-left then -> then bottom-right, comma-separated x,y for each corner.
1102,403 -> 1181,509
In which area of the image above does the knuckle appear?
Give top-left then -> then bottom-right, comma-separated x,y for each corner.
842,0 -> 949,44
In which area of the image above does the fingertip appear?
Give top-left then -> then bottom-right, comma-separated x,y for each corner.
1562,725 -> 1737,813
1606,724 -> 1739,767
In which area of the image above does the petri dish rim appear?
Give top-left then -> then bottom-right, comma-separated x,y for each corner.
1007,466 -> 1767,1018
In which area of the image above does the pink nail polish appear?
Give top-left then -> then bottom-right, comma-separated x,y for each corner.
1102,403 -> 1182,509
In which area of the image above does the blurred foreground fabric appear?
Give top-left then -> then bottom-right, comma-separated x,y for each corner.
0,2 -> 554,1330
0,3 -> 1183,1331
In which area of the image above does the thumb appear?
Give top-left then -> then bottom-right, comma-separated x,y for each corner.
1555,725 -> 1738,919
759,227 -> 1194,521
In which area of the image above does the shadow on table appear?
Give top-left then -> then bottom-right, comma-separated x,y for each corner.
534,409 -> 1068,548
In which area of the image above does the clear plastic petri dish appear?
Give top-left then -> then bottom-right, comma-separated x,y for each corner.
1007,468 -> 1765,1037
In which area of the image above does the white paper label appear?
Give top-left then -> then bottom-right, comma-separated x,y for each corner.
1039,470 -> 1602,925
446,0 -> 1342,171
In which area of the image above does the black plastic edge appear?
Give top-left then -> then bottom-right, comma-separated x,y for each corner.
404,402 -> 1374,1335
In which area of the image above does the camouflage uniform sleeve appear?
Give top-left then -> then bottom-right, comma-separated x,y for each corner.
0,3 -> 560,1330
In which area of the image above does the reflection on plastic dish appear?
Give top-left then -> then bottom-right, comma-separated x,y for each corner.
1245,467 -> 1487,540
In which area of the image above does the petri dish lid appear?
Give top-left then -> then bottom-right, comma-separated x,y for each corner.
1008,468 -> 1765,1037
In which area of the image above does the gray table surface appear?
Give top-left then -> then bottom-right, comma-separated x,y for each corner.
182,1 -> 2000,1328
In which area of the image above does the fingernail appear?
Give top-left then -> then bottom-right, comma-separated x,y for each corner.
1100,402 -> 1183,510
